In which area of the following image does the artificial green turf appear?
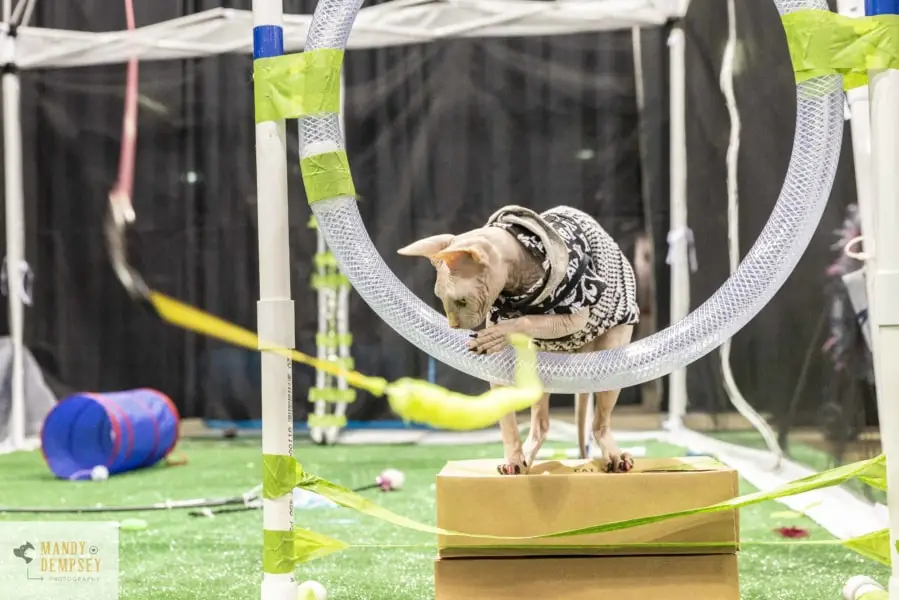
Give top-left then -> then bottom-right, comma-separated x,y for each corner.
0,438 -> 888,599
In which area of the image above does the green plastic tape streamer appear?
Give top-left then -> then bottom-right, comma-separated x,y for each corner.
301,151 -> 356,204
288,453 -> 888,565
384,333 -> 543,431
253,48 -> 343,123
294,528 -> 349,563
262,454 -> 296,500
290,531 -> 890,565
782,10 -> 899,90
263,529 -> 296,575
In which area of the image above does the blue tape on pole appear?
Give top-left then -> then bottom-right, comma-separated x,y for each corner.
867,0 -> 899,15
253,25 -> 284,60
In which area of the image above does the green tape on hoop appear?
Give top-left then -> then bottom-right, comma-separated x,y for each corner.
263,529 -> 296,574
301,151 -> 357,204
782,10 -> 899,90
262,454 -> 296,500
253,48 -> 343,123
307,413 -> 349,428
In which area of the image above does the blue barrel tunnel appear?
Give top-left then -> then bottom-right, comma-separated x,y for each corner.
41,388 -> 180,479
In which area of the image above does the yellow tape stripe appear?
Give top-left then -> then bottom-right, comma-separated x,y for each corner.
148,291 -> 385,396
144,290 -> 546,432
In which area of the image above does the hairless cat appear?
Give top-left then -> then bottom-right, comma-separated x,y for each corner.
398,205 -> 641,475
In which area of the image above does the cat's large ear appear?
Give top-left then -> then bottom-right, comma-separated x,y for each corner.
397,234 -> 455,261
434,241 -> 489,270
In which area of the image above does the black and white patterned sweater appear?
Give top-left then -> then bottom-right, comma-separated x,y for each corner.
485,205 -> 640,352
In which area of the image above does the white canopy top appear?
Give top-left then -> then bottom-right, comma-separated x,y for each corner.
11,0 -> 687,70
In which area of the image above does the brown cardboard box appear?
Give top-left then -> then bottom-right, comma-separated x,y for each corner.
434,554 -> 740,600
436,456 -> 739,558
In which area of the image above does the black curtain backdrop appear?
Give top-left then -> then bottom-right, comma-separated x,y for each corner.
0,0 -> 871,435
681,0 -> 872,434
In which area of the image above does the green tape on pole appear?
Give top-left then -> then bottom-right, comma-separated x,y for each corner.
336,356 -> 355,371
309,387 -> 357,404
307,413 -> 348,428
253,49 -> 343,123
301,151 -> 357,204
307,357 -> 355,372
263,529 -> 296,574
314,251 -> 338,269
316,332 -> 353,348
311,273 -> 351,290
262,454 -> 296,500
782,10 -> 899,90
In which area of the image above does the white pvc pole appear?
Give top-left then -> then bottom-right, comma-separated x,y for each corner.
868,64 -> 899,599
311,228 -> 327,445
252,2 -> 296,599
2,19 -> 27,452
839,0 -> 879,365
327,70 -> 349,445
665,21 -> 689,430
846,85 -> 880,356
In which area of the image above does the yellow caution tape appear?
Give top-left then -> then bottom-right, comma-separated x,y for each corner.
146,290 -> 543,430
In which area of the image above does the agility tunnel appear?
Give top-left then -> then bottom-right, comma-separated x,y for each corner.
41,388 -> 180,479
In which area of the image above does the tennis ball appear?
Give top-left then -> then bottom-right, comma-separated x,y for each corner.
297,580 -> 327,600
119,518 -> 148,531
91,465 -> 109,481
843,575 -> 886,600
381,468 -> 405,490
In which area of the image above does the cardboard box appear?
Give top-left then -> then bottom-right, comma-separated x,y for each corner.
434,554 -> 740,600
436,457 -> 739,558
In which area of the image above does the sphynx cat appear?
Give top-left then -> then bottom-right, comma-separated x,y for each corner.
398,205 -> 640,475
